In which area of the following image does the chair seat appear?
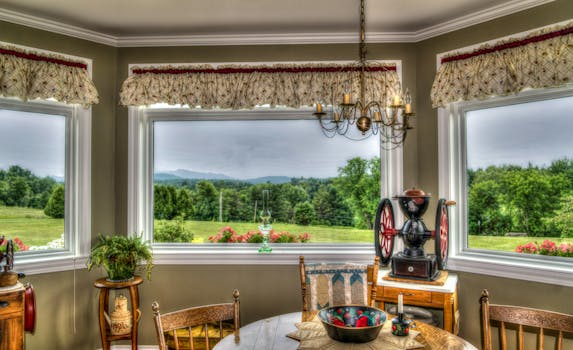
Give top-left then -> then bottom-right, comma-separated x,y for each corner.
165,321 -> 235,350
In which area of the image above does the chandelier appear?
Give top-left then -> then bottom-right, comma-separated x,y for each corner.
314,0 -> 414,146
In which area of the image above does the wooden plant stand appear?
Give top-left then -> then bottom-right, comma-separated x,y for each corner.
94,276 -> 143,350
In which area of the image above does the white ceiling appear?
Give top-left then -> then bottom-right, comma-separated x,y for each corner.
0,0 -> 555,46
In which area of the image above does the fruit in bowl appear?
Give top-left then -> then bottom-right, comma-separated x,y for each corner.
318,305 -> 387,343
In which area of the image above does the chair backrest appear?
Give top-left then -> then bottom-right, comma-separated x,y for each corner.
152,289 -> 240,350
480,289 -> 573,350
299,256 -> 379,312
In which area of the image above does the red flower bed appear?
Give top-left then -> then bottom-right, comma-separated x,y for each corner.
0,237 -> 29,251
208,226 -> 310,243
515,240 -> 573,257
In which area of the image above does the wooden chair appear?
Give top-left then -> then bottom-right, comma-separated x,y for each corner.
152,289 -> 240,350
480,289 -> 573,350
299,256 -> 379,312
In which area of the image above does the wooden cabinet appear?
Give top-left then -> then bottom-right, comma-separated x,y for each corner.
375,271 -> 460,334
0,283 -> 25,350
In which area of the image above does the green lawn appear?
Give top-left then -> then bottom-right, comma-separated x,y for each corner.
156,219 -> 374,243
468,235 -> 573,251
2,205 -> 572,253
0,206 -> 63,246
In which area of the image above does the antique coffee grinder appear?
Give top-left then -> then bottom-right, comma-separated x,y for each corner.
374,188 -> 453,281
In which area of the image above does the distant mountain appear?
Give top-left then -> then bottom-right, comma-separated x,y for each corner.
153,169 -> 292,184
156,169 -> 232,181
154,172 -> 183,181
244,176 -> 291,184
49,175 -> 65,183
171,169 -> 232,180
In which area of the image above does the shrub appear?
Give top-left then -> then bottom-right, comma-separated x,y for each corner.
154,216 -> 194,243
293,202 -> 315,225
44,184 -> 65,218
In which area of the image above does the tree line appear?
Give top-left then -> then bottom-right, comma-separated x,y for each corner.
0,165 -> 63,218
7,156 -> 570,237
154,157 -> 381,229
0,157 -> 381,229
468,158 -> 573,237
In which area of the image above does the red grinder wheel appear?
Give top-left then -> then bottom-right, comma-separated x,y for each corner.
434,199 -> 450,270
24,283 -> 36,333
374,198 -> 396,266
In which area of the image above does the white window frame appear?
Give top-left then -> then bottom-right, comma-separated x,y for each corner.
126,61 -> 404,265
0,42 -> 92,274
0,97 -> 91,275
438,85 -> 573,286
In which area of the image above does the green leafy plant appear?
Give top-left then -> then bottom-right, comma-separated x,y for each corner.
87,234 -> 153,281
154,216 -> 194,243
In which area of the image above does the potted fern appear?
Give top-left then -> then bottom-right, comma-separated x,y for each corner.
87,234 -> 153,281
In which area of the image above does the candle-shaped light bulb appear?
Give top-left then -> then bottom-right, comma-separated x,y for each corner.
404,89 -> 412,114
315,101 -> 323,113
333,112 -> 341,123
398,293 -> 404,315
404,89 -> 412,104
343,83 -> 351,104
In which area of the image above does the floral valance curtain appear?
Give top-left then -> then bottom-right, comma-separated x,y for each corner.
119,63 -> 401,109
0,43 -> 99,106
431,22 -> 573,108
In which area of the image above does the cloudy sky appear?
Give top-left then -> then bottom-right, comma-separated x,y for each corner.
1,95 -> 572,180
466,95 -> 573,170
153,119 -> 380,179
0,110 -> 65,177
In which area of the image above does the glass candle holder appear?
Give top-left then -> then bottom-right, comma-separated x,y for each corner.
391,314 -> 412,336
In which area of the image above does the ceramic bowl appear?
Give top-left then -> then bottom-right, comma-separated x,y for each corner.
318,305 -> 386,343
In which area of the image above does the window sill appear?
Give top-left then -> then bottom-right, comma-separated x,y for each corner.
14,254 -> 88,275
151,244 -> 377,265
448,251 -> 573,287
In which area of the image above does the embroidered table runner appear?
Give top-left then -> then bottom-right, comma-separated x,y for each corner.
288,317 -> 424,350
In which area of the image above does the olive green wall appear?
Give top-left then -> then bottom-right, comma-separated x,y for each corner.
0,0 -> 572,348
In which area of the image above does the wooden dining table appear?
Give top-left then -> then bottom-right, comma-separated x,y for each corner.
213,311 -> 477,350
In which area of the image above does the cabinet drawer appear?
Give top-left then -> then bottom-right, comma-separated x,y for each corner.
382,287 -> 432,304
0,290 -> 24,317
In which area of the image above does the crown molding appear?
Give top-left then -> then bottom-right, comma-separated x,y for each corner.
116,32 -> 418,47
413,0 -> 556,42
0,0 -> 555,47
0,8 -> 116,46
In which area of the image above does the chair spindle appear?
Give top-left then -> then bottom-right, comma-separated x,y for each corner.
500,321 -> 507,349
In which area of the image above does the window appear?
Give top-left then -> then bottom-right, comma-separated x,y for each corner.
0,97 -> 91,273
128,107 -> 403,264
439,86 -> 573,286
